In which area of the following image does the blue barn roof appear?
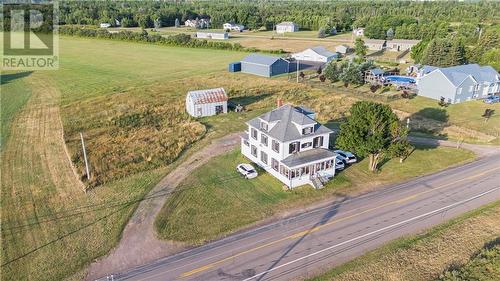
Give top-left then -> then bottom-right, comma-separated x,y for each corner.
241,54 -> 286,66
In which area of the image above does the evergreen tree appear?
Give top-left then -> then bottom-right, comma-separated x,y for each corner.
354,38 -> 368,57
175,18 -> 180,28
448,39 -> 466,66
386,28 -> 394,40
317,28 -> 326,38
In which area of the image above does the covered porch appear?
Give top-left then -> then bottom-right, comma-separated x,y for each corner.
277,148 -> 337,189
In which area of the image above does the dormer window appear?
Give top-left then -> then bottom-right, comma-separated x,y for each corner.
260,122 -> 268,132
302,126 -> 314,135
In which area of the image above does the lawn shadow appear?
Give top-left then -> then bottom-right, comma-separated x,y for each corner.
408,107 -> 450,140
1,71 -> 33,85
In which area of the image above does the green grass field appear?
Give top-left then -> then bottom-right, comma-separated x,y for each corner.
0,72 -> 33,148
308,201 -> 500,281
154,145 -> 474,244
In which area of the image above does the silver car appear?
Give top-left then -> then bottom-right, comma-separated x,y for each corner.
334,150 -> 357,164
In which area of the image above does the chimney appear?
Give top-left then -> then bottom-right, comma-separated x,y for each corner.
277,98 -> 283,108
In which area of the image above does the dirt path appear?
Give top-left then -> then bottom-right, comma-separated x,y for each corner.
85,133 -> 241,280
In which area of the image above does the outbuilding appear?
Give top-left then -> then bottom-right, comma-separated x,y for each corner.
291,46 -> 339,63
196,32 -> 229,40
186,88 -> 228,117
335,45 -> 350,54
276,22 -> 299,33
240,54 -> 290,77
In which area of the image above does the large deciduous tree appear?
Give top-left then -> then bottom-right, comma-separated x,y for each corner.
336,101 -> 413,171
354,38 -> 368,57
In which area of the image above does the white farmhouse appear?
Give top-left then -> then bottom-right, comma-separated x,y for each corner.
276,22 -> 298,33
223,22 -> 245,32
352,27 -> 365,37
186,88 -> 228,117
291,46 -> 339,63
241,103 -> 337,189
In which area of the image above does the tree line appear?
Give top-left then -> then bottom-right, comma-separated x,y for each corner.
58,0 -> 499,35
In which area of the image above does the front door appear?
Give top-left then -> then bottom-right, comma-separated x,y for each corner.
215,105 -> 223,114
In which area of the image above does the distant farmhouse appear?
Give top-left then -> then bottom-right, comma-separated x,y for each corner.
186,88 -> 228,117
352,27 -> 365,37
386,39 -> 421,52
99,23 -> 111,28
241,103 -> 336,189
223,22 -> 245,32
417,64 -> 500,104
364,39 -> 386,51
196,31 -> 229,40
240,54 -> 290,77
335,44 -> 351,55
291,46 -> 339,63
276,22 -> 299,33
185,18 -> 210,28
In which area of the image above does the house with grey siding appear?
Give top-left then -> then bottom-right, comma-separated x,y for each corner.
240,54 -> 290,77
417,64 -> 500,104
241,103 -> 336,189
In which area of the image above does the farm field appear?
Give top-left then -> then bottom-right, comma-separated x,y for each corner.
1,35 -> 497,281
154,145 -> 475,244
0,72 -> 33,148
307,200 -> 500,281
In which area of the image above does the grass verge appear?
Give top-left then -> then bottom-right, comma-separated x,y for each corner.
307,200 -> 500,281
154,145 -> 475,244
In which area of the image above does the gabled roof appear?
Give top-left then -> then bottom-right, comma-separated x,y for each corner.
187,88 -> 228,105
247,104 -> 333,142
364,39 -> 386,45
282,148 -> 337,168
431,64 -> 500,86
388,39 -> 421,44
369,68 -> 385,75
277,22 -> 297,26
310,46 -> 337,58
241,54 -> 286,66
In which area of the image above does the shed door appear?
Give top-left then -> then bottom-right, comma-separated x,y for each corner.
196,107 -> 203,116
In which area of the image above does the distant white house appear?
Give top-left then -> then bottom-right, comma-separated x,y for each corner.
223,22 -> 245,32
185,18 -> 210,29
364,39 -> 386,51
417,64 -> 500,104
352,27 -> 365,37
196,31 -> 229,40
241,103 -> 336,189
99,23 -> 111,28
386,39 -> 421,52
335,45 -> 351,54
276,22 -> 298,33
291,46 -> 339,63
186,88 -> 228,117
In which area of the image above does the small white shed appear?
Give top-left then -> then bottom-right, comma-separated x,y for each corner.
186,88 -> 228,117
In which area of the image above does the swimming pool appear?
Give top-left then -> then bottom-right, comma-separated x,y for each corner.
385,75 -> 416,84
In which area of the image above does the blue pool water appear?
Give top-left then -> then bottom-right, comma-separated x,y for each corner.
385,75 -> 416,84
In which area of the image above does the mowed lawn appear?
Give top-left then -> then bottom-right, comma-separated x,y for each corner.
155,146 -> 475,244
0,72 -> 33,148
0,38 -> 260,281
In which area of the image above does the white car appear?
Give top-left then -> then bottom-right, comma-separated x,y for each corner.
335,158 -> 345,171
236,163 -> 258,179
334,150 -> 357,164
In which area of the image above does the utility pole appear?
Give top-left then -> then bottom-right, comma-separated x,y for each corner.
80,132 -> 90,181
406,118 -> 410,130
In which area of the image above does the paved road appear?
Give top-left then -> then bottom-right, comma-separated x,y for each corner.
106,149 -> 500,281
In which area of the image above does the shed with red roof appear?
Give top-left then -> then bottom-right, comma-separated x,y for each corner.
186,87 -> 228,117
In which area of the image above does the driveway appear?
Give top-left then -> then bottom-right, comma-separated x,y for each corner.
85,133 -> 242,280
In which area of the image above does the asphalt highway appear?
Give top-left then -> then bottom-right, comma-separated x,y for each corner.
110,153 -> 500,281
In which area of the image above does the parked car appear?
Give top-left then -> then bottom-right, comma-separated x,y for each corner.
334,150 -> 357,164
484,96 -> 500,104
236,163 -> 258,179
335,158 -> 345,171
